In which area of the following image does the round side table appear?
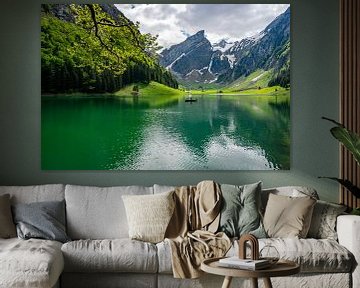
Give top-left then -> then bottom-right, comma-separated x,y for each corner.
201,257 -> 300,288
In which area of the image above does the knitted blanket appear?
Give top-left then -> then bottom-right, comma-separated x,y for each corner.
165,180 -> 231,278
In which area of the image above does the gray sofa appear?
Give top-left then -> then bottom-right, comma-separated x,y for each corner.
0,184 -> 359,288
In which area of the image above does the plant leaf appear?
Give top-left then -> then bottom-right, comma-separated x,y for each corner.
322,117 -> 360,165
319,177 -> 360,198
330,126 -> 360,165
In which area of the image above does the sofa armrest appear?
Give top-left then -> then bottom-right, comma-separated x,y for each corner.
337,215 -> 360,288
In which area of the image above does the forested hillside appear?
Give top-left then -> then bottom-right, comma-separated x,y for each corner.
41,4 -> 178,94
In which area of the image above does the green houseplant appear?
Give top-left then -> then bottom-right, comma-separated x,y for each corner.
321,117 -> 360,215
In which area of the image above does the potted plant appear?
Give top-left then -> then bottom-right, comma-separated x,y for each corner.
320,117 -> 360,215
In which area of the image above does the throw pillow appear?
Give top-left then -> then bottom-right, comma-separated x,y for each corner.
12,200 -> 70,243
0,194 -> 16,238
263,193 -> 316,238
218,182 -> 266,238
307,200 -> 347,240
122,190 -> 175,243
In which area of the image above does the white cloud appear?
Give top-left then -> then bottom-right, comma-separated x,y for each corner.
116,4 -> 289,48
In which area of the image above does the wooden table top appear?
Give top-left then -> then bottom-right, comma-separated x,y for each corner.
201,257 -> 300,278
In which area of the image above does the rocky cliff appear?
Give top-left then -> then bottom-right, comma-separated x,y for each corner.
159,7 -> 290,87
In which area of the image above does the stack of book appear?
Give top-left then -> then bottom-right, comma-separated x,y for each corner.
218,257 -> 271,270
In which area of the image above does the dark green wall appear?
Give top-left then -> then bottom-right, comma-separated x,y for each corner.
0,0 -> 340,202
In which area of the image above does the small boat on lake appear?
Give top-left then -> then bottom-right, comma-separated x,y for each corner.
185,92 -> 197,102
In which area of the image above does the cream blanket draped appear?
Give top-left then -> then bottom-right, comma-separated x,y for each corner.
165,181 -> 231,279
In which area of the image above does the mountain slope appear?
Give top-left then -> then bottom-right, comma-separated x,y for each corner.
220,7 -> 290,85
159,7 -> 290,87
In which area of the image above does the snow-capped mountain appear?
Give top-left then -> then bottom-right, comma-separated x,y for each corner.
159,30 -> 222,83
159,7 -> 290,86
212,39 -> 234,53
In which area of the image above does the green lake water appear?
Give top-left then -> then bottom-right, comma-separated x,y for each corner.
41,94 -> 290,170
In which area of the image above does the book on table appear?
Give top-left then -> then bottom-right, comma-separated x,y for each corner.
218,257 -> 271,270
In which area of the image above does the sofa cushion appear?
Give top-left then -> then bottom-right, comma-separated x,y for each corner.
61,239 -> 158,273
307,200 -> 347,240
234,238 -> 353,273
0,238 -> 64,288
122,191 -> 175,243
263,194 -> 316,238
0,194 -> 16,238
261,186 -> 319,212
12,200 -> 70,243
262,238 -> 354,273
0,184 -> 65,204
153,184 -> 176,194
218,182 -> 266,238
65,185 -> 153,239
156,240 -> 173,274
157,237 -> 353,274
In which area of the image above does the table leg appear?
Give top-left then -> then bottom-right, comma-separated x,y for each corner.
221,276 -> 233,288
251,278 -> 258,288
263,277 -> 273,288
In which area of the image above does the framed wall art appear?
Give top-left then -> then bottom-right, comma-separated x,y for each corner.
41,4 -> 290,170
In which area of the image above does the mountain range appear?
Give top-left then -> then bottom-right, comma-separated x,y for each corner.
159,7 -> 290,87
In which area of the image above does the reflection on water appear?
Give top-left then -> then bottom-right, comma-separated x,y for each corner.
42,94 -> 290,170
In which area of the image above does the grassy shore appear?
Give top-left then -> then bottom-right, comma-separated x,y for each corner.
42,82 -> 289,99
114,81 -> 184,97
191,85 -> 289,97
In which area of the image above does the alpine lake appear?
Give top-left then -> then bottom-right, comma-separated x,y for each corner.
41,92 -> 290,170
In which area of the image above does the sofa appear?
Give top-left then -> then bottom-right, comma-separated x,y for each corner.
0,183 -> 359,288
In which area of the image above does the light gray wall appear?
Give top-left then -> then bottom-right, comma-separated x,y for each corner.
0,0 -> 340,202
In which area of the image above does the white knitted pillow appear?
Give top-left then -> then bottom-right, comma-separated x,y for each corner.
122,191 -> 175,243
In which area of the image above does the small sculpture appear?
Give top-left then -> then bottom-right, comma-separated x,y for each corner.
238,234 -> 259,260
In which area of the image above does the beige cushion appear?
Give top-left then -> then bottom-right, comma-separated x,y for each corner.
61,239 -> 158,273
122,191 -> 175,243
263,193 -> 316,238
0,194 -> 16,238
261,186 -> 319,212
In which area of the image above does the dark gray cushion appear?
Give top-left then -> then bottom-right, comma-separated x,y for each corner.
12,200 -> 70,243
218,182 -> 266,238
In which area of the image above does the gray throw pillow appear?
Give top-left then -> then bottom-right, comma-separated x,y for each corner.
218,182 -> 266,238
307,200 -> 347,240
0,194 -> 17,238
12,200 -> 70,243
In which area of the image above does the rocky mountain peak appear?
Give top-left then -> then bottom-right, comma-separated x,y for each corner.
189,30 -> 205,40
159,7 -> 290,86
216,39 -> 228,48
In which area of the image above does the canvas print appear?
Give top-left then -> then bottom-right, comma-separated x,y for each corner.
41,4 -> 290,170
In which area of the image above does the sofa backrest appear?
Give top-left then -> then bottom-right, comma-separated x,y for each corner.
0,184 -> 320,240
0,184 -> 65,204
154,183 -> 320,212
153,184 -> 176,194
65,184 -> 153,239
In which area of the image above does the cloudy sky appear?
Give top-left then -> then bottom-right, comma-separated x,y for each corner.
115,4 -> 290,49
